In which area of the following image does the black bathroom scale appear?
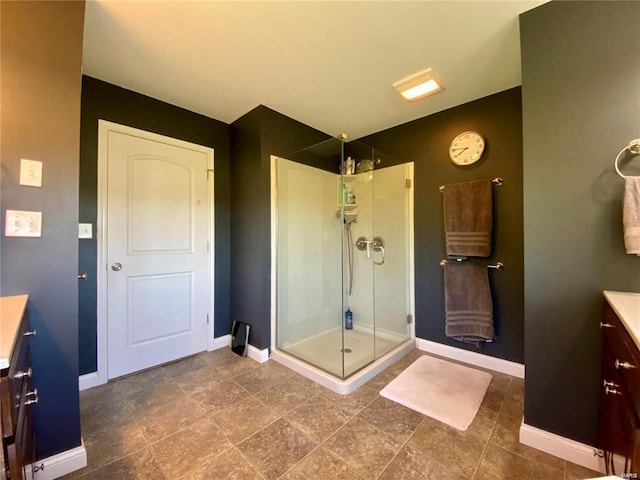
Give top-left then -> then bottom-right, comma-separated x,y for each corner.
230,320 -> 250,357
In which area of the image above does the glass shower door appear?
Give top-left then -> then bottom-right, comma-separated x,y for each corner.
341,143 -> 413,377
275,153 -> 344,377
371,157 -> 413,358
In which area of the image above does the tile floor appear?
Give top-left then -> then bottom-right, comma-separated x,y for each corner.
67,348 -> 602,480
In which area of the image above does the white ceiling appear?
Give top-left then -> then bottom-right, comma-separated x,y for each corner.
83,1 -> 546,139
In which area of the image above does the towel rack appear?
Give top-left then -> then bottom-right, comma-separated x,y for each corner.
614,139 -> 640,178
439,177 -> 503,193
440,259 -> 504,270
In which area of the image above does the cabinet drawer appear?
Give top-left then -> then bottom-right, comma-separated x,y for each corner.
6,329 -> 31,438
603,303 -> 640,420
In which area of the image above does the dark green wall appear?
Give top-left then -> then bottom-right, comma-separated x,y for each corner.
361,87 -> 525,363
230,106 -> 330,349
0,0 -> 85,460
521,1 -> 640,445
79,76 -> 231,374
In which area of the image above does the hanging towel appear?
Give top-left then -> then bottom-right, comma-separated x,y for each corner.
444,262 -> 494,344
443,179 -> 493,257
623,176 -> 640,255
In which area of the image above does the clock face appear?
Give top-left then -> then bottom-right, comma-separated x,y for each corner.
449,131 -> 485,165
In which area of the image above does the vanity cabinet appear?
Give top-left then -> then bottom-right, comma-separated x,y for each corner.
598,292 -> 640,476
1,295 -> 36,480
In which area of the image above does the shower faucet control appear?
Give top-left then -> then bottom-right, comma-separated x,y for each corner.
355,236 -> 385,265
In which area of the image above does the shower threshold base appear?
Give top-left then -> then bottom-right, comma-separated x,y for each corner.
271,338 -> 415,395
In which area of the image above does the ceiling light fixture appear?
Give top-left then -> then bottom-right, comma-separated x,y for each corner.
393,68 -> 443,101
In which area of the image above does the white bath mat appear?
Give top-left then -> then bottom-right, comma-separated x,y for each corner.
380,355 -> 492,431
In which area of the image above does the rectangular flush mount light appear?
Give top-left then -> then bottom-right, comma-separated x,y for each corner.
393,68 -> 443,101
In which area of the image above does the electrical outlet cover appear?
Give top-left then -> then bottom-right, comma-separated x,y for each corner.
19,159 -> 43,187
5,210 -> 42,237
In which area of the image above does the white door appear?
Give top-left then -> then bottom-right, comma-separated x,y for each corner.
104,127 -> 212,379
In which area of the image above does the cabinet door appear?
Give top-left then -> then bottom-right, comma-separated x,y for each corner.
600,340 -> 640,475
598,341 -> 619,472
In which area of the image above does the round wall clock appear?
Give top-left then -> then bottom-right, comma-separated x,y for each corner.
449,131 -> 485,165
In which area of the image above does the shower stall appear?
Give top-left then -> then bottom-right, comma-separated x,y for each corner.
270,137 -> 415,394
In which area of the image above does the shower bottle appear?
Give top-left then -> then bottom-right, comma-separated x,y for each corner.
345,308 -> 353,330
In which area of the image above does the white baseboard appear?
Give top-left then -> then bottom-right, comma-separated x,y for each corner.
247,344 -> 269,363
78,372 -> 101,391
211,334 -> 231,350
416,338 -> 525,378
211,334 -> 267,362
519,422 -> 604,473
30,440 -> 87,480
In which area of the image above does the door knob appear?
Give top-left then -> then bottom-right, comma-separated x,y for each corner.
111,262 -> 122,271
78,272 -> 88,281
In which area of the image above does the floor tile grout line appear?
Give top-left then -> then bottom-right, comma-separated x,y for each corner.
271,388 -> 380,479
310,407 -> 372,475
129,378 -> 174,480
74,446 -> 150,480
130,364 -> 246,479
137,357 -> 260,478
231,413 -> 283,448
471,381 -> 504,479
274,442 -> 368,480
373,415 -> 427,480
270,391 -> 377,478
472,379 -> 567,480
470,376 -> 512,479
233,440 -> 269,480
490,441 -> 568,478
274,442 -> 324,480
314,400 -> 400,479
78,389 -> 148,477
173,444 -> 245,480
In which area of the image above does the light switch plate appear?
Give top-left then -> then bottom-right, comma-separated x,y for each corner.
5,210 -> 42,237
78,223 -> 93,239
19,159 -> 43,187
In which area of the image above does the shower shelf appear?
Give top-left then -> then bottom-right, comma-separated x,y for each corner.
338,203 -> 358,209
341,175 -> 357,183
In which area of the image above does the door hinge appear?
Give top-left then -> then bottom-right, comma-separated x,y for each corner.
207,168 -> 214,180
405,179 -> 412,188
207,314 -> 210,324
206,241 -> 210,252
406,314 -> 413,324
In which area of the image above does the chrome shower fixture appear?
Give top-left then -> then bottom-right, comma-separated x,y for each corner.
336,209 -> 358,225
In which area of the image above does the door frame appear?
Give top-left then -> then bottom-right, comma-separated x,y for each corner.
95,120 -> 215,385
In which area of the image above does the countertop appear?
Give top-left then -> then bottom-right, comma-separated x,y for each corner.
0,295 -> 28,370
603,290 -> 640,350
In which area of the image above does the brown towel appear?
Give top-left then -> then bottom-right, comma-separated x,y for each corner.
443,180 -> 493,257
444,262 -> 494,343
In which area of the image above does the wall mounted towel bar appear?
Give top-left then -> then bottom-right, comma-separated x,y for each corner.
614,139 -> 640,178
439,177 -> 503,193
440,259 -> 504,270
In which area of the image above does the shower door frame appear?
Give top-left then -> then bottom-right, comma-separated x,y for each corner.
269,155 -> 416,389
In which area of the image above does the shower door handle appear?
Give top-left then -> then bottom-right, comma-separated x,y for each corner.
373,245 -> 385,265
372,237 -> 385,265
